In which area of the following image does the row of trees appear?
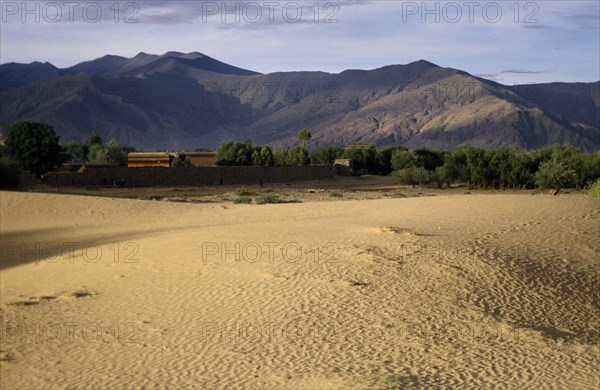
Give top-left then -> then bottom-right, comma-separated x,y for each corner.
388,145 -> 599,190
216,129 -> 312,167
1,121 -> 598,191
218,139 -> 599,190
65,132 -> 134,165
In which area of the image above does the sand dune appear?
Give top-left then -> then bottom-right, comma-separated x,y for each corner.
1,191 -> 598,389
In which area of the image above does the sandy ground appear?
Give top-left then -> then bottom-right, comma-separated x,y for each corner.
0,190 -> 598,389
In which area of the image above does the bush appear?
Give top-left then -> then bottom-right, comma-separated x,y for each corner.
535,161 -> 577,190
329,191 -> 343,198
392,167 -> 430,186
589,179 -> 600,199
233,196 -> 252,204
0,156 -> 21,188
255,195 -> 282,204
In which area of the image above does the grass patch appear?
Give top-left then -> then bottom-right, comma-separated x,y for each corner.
329,191 -> 343,198
255,195 -> 282,204
233,196 -> 252,204
589,179 -> 600,199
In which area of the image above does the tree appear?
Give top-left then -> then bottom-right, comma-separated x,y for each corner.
463,146 -> 493,188
252,146 -> 274,167
376,146 -> 407,175
87,143 -> 106,164
103,139 -> 128,165
391,150 -> 416,171
413,148 -> 446,171
535,161 -> 576,190
171,155 -> 191,167
216,140 -> 258,166
310,146 -> 343,165
298,128 -> 312,149
86,132 -> 103,147
272,146 -> 289,166
437,148 -> 470,186
4,121 -> 62,174
342,146 -> 377,174
392,167 -> 430,187
65,141 -> 89,163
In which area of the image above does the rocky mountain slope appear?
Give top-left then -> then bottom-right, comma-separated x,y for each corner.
1,52 -> 598,151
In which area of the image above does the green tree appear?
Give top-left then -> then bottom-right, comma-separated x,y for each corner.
87,143 -> 105,164
376,146 -> 408,175
437,148 -> 470,186
216,140 -> 258,166
272,146 -> 289,166
463,146 -> 493,188
252,146 -> 275,167
310,146 -> 343,165
65,141 -> 89,163
103,139 -> 128,165
342,147 -> 376,174
535,161 -> 577,190
413,148 -> 446,171
4,121 -> 62,174
171,155 -> 191,167
392,167 -> 430,186
298,128 -> 312,150
86,132 -> 103,147
391,150 -> 416,171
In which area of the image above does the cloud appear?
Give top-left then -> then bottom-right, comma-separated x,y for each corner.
501,70 -> 548,74
135,1 -> 372,27
522,25 -> 556,29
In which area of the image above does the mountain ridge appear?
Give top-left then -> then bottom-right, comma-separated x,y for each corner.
1,52 -> 598,151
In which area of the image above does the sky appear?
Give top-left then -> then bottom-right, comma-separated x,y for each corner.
1,0 -> 599,85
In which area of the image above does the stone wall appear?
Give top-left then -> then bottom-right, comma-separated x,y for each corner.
44,165 -> 333,187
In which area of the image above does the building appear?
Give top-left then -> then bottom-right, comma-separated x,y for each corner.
185,152 -> 217,167
333,159 -> 353,176
127,151 -> 217,168
127,152 -> 173,168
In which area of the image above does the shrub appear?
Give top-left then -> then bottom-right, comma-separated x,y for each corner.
392,167 -> 430,186
255,195 -> 281,204
535,161 -> 577,189
329,191 -> 343,198
233,196 -> 252,204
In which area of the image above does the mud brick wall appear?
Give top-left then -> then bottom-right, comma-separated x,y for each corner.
44,165 -> 333,187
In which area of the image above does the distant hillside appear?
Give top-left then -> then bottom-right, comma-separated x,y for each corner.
1,52 -> 598,151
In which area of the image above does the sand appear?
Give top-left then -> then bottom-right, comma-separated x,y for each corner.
1,191 -> 598,389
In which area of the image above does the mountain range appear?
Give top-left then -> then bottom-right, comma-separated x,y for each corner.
1,51 -> 598,151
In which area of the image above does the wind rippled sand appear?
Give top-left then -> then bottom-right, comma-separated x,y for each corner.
1,191 -> 598,389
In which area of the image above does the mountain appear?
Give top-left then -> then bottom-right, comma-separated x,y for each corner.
0,52 -> 598,151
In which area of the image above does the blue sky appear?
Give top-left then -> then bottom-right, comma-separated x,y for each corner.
1,1 -> 599,85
